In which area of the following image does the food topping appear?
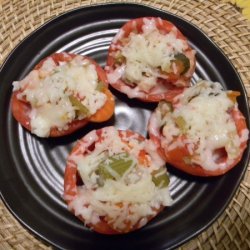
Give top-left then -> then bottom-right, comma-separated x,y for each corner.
155,81 -> 249,171
13,55 -> 107,137
107,18 -> 192,93
66,127 -> 172,232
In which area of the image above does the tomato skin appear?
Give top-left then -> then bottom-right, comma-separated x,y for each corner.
11,92 -> 32,132
64,127 -> 164,234
11,53 -> 114,137
106,17 -> 196,102
111,81 -> 186,103
148,107 -> 248,177
11,91 -> 90,137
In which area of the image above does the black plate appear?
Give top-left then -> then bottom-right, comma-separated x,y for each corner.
0,3 -> 249,250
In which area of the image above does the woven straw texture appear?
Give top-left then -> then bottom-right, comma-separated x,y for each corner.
0,0 -> 249,249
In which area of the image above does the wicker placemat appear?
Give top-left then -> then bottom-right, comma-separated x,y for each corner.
0,0 -> 249,249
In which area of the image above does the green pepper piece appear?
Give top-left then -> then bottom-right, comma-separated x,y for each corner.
152,168 -> 170,188
114,51 -> 125,65
174,53 -> 190,75
97,164 -> 113,180
69,95 -> 89,117
96,82 -> 105,92
96,153 -> 134,184
175,116 -> 187,133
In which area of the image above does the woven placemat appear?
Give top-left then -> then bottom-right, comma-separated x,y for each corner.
0,0 -> 249,249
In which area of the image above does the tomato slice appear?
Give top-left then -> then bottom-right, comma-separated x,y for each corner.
106,17 -> 196,102
64,127 -> 169,234
164,108 -> 248,176
148,88 -> 249,177
11,53 -> 115,137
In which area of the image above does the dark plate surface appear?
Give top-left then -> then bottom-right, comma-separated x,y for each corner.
0,3 -> 249,250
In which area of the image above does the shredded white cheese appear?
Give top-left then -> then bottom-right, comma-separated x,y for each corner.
13,55 -> 107,137
68,127 -> 172,232
108,18 -> 190,92
156,80 -> 249,171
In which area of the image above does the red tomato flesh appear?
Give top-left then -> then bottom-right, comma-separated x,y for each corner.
106,17 -> 196,102
11,53 -> 114,137
148,102 -> 248,177
64,127 -> 165,234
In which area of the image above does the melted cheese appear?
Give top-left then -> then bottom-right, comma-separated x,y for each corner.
29,99 -> 75,137
93,175 -> 156,203
108,18 -> 188,92
158,81 -> 248,171
69,127 -> 172,231
13,55 -> 107,137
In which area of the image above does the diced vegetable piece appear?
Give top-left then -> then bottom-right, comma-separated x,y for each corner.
114,52 -> 125,65
69,95 -> 89,116
96,82 -> 105,92
97,153 -> 134,183
175,116 -> 186,132
174,53 -> 190,75
152,168 -> 169,188
227,91 -> 240,103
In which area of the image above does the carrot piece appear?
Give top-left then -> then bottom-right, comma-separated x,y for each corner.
89,88 -> 115,122
227,91 -> 240,103
138,150 -> 150,167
